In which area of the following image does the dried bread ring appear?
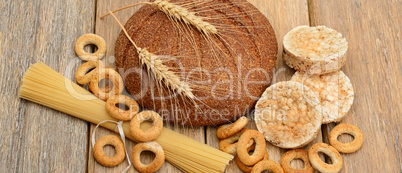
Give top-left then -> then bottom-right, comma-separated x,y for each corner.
236,144 -> 269,173
89,68 -> 124,101
283,25 -> 348,74
237,130 -> 266,166
251,160 -> 284,173
130,111 -> 163,142
329,124 -> 363,153
75,60 -> 105,84
106,95 -> 140,121
93,135 -> 125,167
75,33 -> 107,61
217,116 -> 248,139
280,149 -> 314,173
255,81 -> 322,148
291,71 -> 354,123
219,128 -> 253,155
132,141 -> 165,173
308,143 -> 343,173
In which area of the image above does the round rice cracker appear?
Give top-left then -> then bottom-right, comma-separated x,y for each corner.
291,71 -> 354,123
255,81 -> 323,149
283,25 -> 348,75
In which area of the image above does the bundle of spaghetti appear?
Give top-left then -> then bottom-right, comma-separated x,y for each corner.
19,62 -> 233,173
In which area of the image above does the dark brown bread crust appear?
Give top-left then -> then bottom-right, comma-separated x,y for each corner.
115,0 -> 277,126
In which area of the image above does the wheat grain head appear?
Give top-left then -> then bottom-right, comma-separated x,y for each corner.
138,48 -> 195,99
101,0 -> 218,35
152,0 -> 218,35
108,10 -> 195,100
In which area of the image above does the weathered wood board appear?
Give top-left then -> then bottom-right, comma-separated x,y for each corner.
309,0 -> 402,172
1,0 -> 400,172
0,0 -> 95,172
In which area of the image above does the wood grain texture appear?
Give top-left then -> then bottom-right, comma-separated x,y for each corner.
206,0 -> 323,172
87,0 -> 205,172
2,0 -> 400,172
0,0 -> 95,172
309,0 -> 401,172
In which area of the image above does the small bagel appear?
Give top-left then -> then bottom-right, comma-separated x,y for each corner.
89,68 -> 124,101
217,116 -> 248,139
93,135 -> 125,167
236,144 -> 269,173
75,33 -> 107,61
75,60 -> 105,84
308,143 -> 343,173
280,149 -> 314,173
251,160 -> 284,173
130,111 -> 163,142
220,129 -> 253,155
237,130 -> 266,166
106,95 -> 140,121
329,124 -> 363,153
132,141 -> 165,173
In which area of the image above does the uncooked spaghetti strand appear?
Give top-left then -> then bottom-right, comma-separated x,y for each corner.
155,130 -> 232,161
140,122 -> 232,162
165,152 -> 226,173
165,151 -> 220,173
165,151 -> 222,173
158,138 -> 230,166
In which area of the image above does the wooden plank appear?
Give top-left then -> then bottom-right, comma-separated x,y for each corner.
87,1 -> 205,172
308,0 -> 401,172
206,0 -> 325,172
0,0 -> 95,172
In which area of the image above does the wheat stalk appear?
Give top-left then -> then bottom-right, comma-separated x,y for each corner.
100,0 -> 218,35
108,11 -> 195,99
152,0 -> 217,35
138,48 -> 195,99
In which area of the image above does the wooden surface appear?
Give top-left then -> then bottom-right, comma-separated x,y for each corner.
309,0 -> 402,172
0,0 -> 400,172
0,0 -> 95,172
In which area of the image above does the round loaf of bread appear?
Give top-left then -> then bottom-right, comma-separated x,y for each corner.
115,0 -> 277,126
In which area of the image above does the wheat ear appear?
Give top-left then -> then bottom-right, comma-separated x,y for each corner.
152,0 -> 217,35
101,0 -> 217,35
108,11 -> 195,99
137,48 -> 195,99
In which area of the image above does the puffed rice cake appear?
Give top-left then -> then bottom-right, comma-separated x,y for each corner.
254,81 -> 322,148
283,25 -> 348,74
291,70 -> 354,123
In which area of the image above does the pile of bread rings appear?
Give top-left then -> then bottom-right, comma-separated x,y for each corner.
218,26 -> 364,173
218,118 -> 363,173
217,117 -> 284,173
74,33 -> 165,172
